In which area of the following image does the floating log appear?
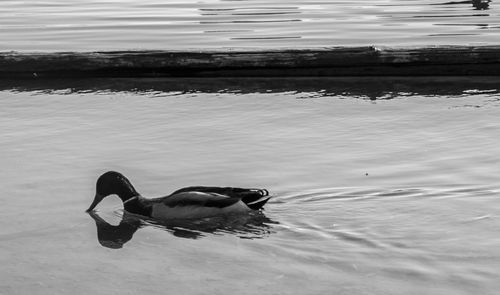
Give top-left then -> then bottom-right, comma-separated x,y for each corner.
1,46 -> 500,78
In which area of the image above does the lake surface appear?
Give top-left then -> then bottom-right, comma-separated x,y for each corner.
1,0 -> 500,52
1,78 -> 500,294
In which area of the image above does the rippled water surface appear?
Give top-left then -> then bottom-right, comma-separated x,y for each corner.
1,0 -> 500,51
1,78 -> 500,294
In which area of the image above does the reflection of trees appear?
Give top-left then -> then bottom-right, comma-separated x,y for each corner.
1,77 -> 498,100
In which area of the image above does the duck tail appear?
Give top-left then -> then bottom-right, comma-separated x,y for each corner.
245,197 -> 271,210
240,189 -> 270,210
240,189 -> 268,203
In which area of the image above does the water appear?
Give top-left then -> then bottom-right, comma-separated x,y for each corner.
1,78 -> 500,294
1,0 -> 500,52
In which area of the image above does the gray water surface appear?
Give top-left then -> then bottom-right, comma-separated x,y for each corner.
1,0 -> 500,51
1,78 -> 500,294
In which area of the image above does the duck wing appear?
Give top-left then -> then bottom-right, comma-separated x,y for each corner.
161,191 -> 241,209
171,186 -> 269,203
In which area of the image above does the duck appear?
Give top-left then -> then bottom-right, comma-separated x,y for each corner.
86,171 -> 271,220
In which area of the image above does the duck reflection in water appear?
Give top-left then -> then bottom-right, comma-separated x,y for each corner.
88,210 -> 278,248
472,0 -> 491,9
438,0 -> 491,9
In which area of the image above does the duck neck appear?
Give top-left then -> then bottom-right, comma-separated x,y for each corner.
115,185 -> 140,203
123,195 -> 138,204
121,194 -> 141,213
118,189 -> 139,206
120,193 -> 152,217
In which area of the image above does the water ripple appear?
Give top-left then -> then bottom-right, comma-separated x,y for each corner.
278,185 -> 500,204
1,0 -> 499,51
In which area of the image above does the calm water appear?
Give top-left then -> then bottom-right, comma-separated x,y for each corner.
1,0 -> 500,52
1,78 -> 500,294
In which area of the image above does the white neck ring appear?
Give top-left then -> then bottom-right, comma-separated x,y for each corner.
123,196 -> 138,205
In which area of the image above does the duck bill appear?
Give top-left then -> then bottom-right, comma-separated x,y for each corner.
86,193 -> 104,212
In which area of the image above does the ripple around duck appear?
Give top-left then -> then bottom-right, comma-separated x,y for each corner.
91,183 -> 500,250
270,184 -> 500,253
275,184 -> 500,204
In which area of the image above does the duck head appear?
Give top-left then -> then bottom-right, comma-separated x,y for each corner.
86,171 -> 139,212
